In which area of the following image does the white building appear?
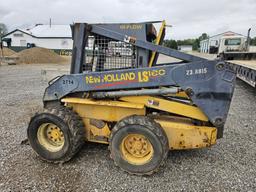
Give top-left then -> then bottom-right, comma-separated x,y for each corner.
200,31 -> 245,53
2,24 -> 73,55
178,45 -> 193,52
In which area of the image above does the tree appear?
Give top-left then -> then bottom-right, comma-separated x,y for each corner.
0,23 -> 7,38
199,33 -> 209,41
177,39 -> 194,46
250,37 -> 256,46
163,33 -> 209,51
192,39 -> 200,51
163,39 -> 178,49
192,33 -> 209,51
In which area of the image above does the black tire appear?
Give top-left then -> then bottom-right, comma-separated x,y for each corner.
27,105 -> 85,163
109,115 -> 169,175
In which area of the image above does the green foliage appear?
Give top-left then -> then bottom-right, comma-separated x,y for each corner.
163,39 -> 178,49
250,37 -> 256,46
192,39 -> 200,51
199,33 -> 209,41
175,39 -> 198,50
163,33 -> 209,51
176,39 -> 193,46
192,33 -> 209,51
0,23 -> 7,38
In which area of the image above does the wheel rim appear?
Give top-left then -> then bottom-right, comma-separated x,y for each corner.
37,123 -> 65,152
120,133 -> 154,165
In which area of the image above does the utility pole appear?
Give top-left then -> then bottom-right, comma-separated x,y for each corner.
246,28 -> 251,52
0,38 -> 3,65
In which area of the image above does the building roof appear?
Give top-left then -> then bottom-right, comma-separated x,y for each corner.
2,24 -> 72,39
27,24 -> 71,38
209,31 -> 245,39
199,31 -> 246,43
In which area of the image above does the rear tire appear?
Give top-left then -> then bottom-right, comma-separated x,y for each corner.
109,115 -> 169,175
27,105 -> 85,163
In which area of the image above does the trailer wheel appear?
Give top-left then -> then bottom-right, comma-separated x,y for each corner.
109,115 -> 169,175
27,106 -> 85,163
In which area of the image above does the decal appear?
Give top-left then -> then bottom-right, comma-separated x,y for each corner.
62,79 -> 74,85
148,99 -> 159,106
85,69 -> 166,86
138,69 -> 166,82
186,68 -> 207,76
120,24 -> 143,30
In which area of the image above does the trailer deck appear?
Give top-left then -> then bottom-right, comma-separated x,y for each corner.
228,60 -> 256,87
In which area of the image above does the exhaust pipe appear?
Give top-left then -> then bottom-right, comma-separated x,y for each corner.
246,28 -> 251,52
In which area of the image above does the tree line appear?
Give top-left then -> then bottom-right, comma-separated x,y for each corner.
164,32 -> 256,50
250,37 -> 256,46
1,22 -> 256,48
163,33 -> 209,51
0,23 -> 8,38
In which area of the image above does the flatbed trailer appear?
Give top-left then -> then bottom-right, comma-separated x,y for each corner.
228,60 -> 256,87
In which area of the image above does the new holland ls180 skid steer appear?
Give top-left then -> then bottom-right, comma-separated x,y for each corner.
28,21 -> 236,175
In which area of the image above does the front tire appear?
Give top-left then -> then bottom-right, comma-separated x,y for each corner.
27,106 -> 85,163
109,115 -> 169,175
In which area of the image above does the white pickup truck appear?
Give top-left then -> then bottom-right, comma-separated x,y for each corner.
108,41 -> 132,57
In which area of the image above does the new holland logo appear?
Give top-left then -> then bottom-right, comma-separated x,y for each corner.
85,69 -> 166,85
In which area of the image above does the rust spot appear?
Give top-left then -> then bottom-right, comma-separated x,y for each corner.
180,133 -> 184,137
203,132 -> 209,143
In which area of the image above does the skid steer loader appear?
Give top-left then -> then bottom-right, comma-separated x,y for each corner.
27,21 -> 236,175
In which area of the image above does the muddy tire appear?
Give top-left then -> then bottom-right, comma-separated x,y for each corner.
27,105 -> 85,163
109,115 -> 169,175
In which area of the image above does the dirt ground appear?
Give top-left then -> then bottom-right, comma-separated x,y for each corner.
0,63 -> 255,192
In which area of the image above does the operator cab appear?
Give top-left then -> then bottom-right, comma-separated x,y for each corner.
71,21 -> 165,73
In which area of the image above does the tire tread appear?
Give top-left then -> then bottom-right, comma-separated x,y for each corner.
29,105 -> 85,163
109,115 -> 169,175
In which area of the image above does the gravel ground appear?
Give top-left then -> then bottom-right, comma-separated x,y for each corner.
0,64 -> 255,192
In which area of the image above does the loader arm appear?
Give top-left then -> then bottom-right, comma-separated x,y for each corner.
43,60 -> 235,135
91,24 -> 206,63
43,23 -> 236,138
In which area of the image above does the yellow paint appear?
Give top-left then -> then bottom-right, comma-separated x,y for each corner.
149,20 -> 166,67
137,69 -> 166,82
168,91 -> 189,99
155,118 -> 217,149
83,118 -> 110,144
85,72 -> 136,84
62,98 -> 145,109
119,96 -> 208,121
85,69 -> 166,84
62,97 -> 216,150
37,123 -> 64,152
120,133 -> 154,165
62,98 -> 145,122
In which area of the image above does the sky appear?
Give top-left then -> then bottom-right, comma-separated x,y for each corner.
0,0 -> 256,40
